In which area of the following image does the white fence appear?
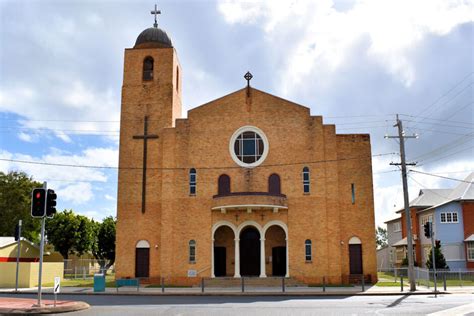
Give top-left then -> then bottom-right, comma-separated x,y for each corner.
63,259 -> 115,279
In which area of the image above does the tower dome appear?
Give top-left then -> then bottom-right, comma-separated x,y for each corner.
134,27 -> 173,49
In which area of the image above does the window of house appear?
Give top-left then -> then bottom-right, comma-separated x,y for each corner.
440,212 -> 458,223
393,222 -> 401,232
421,215 -> 433,226
189,240 -> 196,263
467,242 -> 474,261
351,183 -> 355,204
218,174 -> 231,196
305,239 -> 312,261
189,168 -> 196,195
302,167 -> 310,193
268,173 -> 281,195
229,126 -> 269,168
143,56 -> 154,81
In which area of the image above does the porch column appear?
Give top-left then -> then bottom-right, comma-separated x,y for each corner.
285,238 -> 289,277
260,238 -> 266,277
234,238 -> 240,278
211,238 -> 215,277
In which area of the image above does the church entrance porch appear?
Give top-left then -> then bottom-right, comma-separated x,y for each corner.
211,220 -> 289,278
240,227 -> 260,276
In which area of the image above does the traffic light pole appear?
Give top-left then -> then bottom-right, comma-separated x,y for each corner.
36,182 -> 47,307
15,220 -> 22,292
430,222 -> 437,297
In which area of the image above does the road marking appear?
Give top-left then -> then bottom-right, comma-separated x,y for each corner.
428,303 -> 474,316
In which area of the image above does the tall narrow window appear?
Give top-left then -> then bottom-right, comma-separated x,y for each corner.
176,67 -> 179,91
305,239 -> 312,261
143,56 -> 154,81
189,240 -> 196,263
218,174 -> 231,196
268,173 -> 281,195
351,183 -> 355,204
189,168 -> 196,195
302,167 -> 310,193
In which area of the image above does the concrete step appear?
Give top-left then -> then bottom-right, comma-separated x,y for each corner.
202,277 -> 307,288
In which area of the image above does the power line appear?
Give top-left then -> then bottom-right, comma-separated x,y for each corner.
416,145 -> 474,167
408,169 -> 473,183
0,153 -> 396,171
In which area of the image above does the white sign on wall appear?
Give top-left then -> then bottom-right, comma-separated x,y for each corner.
187,270 -> 197,277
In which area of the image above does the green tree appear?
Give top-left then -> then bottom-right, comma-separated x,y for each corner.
375,226 -> 388,249
0,171 -> 42,242
426,240 -> 449,270
45,210 -> 94,259
92,216 -> 116,274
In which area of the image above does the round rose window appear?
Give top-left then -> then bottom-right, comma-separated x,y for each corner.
229,126 -> 269,168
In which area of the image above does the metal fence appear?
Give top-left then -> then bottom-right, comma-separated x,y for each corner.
63,259 -> 115,279
378,267 -> 474,289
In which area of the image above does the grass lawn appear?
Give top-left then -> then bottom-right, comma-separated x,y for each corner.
42,275 -> 116,288
145,284 -> 192,288
376,272 -> 474,287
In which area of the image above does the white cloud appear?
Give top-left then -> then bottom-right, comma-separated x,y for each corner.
57,182 -> 93,204
218,0 -> 474,92
0,147 -> 118,205
104,194 -> 116,201
18,132 -> 33,142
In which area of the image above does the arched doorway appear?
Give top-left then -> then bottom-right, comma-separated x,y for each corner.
240,226 -> 261,276
213,225 -> 235,277
265,225 -> 286,276
135,240 -> 150,278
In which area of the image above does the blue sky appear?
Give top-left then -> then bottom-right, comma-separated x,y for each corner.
0,0 -> 473,226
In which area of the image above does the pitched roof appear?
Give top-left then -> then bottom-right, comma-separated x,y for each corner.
396,189 -> 451,213
0,237 -> 39,250
447,172 -> 474,200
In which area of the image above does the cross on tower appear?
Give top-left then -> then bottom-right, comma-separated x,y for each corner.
151,4 -> 161,28
133,116 -> 159,213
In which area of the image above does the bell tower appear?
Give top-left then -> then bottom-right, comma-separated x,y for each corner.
116,6 -> 181,279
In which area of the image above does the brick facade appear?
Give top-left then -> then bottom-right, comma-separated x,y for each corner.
115,39 -> 377,285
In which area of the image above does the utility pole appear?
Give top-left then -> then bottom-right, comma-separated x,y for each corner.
385,114 -> 417,291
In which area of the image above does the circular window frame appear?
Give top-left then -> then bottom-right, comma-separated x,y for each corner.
229,126 -> 269,168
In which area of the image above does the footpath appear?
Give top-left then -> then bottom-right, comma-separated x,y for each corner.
0,285 -> 472,314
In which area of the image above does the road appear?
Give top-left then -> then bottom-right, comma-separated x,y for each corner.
1,293 -> 473,315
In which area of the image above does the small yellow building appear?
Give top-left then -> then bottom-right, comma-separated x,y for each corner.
0,237 -> 63,288
115,18 -> 377,286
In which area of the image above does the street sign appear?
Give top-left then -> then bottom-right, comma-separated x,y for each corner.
54,277 -> 60,293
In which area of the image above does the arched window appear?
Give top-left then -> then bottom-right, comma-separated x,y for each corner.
305,239 -> 312,261
268,173 -> 281,195
189,168 -> 196,195
302,167 -> 310,193
218,174 -> 231,196
189,240 -> 196,263
143,56 -> 154,81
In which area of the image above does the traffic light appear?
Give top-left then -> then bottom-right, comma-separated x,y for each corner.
423,222 -> 432,238
46,189 -> 57,217
31,188 -> 46,217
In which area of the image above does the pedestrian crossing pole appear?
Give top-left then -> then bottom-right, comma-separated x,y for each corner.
385,114 -> 418,292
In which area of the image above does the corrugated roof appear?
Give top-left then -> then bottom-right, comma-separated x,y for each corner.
0,237 -> 16,248
448,172 -> 474,200
396,189 -> 451,213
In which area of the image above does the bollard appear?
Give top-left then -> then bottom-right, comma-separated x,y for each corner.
459,271 -> 462,287
282,277 -> 285,293
161,277 -> 164,293
323,276 -> 326,292
201,277 -> 204,293
443,273 -> 447,291
361,274 -> 365,292
400,275 -> 404,292
241,277 -> 245,293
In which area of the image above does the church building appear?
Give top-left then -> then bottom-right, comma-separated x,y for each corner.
115,11 -> 377,285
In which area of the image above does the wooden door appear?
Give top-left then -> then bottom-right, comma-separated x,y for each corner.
272,246 -> 286,276
349,244 -> 363,275
214,247 -> 227,277
135,248 -> 150,278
